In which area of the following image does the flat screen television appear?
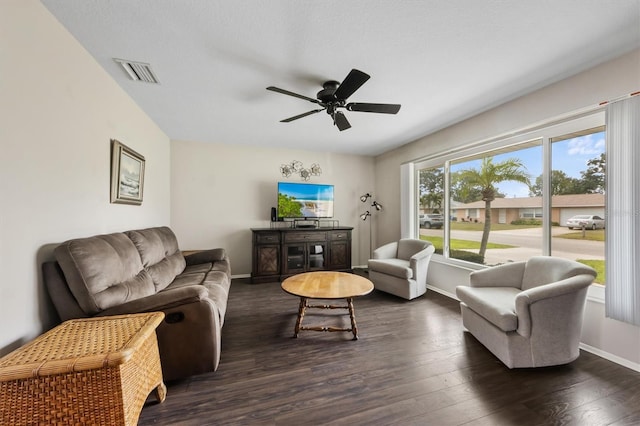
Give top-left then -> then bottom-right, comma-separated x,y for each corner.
277,182 -> 334,219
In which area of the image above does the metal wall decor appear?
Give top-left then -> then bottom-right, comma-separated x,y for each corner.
280,160 -> 322,181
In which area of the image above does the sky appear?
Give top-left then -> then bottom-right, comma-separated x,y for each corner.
449,131 -> 605,198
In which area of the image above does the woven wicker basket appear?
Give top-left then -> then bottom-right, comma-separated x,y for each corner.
0,312 -> 166,425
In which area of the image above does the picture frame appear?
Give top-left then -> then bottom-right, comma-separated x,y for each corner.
110,139 -> 145,205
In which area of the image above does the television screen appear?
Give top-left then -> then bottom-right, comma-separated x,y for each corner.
278,182 -> 334,219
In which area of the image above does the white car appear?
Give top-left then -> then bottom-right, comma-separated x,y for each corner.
419,214 -> 444,229
566,215 -> 605,230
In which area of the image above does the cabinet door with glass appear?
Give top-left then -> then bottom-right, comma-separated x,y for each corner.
283,242 -> 327,274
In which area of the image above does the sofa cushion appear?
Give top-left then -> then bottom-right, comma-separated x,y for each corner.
368,259 -> 412,279
55,233 -> 155,315
456,286 -> 521,332
182,263 -> 214,275
126,227 -> 186,291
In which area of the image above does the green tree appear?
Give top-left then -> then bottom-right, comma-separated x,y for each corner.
528,153 -> 606,196
578,152 -> 606,194
529,170 -> 581,196
419,168 -> 444,211
455,157 -> 530,259
450,174 -> 484,204
278,193 -> 302,217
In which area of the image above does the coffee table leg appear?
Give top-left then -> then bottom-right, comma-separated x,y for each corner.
347,297 -> 358,340
294,297 -> 307,338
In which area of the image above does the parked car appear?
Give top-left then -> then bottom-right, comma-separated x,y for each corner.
419,214 -> 444,229
566,214 -> 605,230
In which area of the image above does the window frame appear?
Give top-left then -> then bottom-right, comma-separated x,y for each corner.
411,111 -> 606,278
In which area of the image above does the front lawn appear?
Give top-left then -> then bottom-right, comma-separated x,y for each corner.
554,229 -> 605,242
420,235 -> 514,251
577,259 -> 605,284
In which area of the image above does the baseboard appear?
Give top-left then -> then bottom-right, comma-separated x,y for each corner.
427,284 -> 458,301
579,343 -> 640,372
231,273 -> 251,279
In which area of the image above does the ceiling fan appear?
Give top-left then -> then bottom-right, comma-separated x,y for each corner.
266,69 -> 401,131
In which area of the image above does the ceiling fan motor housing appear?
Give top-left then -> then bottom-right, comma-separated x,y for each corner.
317,80 -> 341,102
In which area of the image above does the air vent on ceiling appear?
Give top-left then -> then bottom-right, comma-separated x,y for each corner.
114,58 -> 160,84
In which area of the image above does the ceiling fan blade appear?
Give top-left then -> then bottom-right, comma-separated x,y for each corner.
346,102 -> 401,114
333,69 -> 370,100
280,109 -> 324,122
266,86 -> 321,104
333,111 -> 351,131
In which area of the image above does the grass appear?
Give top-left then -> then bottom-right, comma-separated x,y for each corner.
421,235 -> 514,251
450,222 -> 541,231
554,229 -> 605,242
577,259 -> 605,284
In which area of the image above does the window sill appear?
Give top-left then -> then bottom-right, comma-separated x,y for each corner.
587,283 -> 605,304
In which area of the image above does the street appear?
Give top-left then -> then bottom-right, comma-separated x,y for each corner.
420,227 -> 604,265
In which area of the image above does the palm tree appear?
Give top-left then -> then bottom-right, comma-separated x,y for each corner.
455,157 -> 530,259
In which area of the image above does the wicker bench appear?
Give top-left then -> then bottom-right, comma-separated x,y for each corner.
0,312 -> 166,425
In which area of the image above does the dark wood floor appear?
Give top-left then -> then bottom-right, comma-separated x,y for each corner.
139,276 -> 640,426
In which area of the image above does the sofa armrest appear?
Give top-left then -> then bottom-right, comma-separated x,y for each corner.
185,248 -> 227,266
469,261 -> 527,288
514,274 -> 594,337
96,285 -> 209,317
372,241 -> 398,260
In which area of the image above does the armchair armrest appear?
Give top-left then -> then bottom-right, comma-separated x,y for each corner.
514,274 -> 594,337
469,261 -> 526,288
185,248 -> 227,266
372,241 -> 398,260
96,285 -> 209,317
410,244 -> 435,287
410,244 -> 435,262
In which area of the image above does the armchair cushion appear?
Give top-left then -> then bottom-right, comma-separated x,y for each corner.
367,259 -> 412,279
456,287 -> 520,332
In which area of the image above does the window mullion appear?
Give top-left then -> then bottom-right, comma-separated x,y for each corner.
542,136 -> 551,255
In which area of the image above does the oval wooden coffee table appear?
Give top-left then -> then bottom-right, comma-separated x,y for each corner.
281,271 -> 374,340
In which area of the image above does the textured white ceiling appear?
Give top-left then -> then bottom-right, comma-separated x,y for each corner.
41,0 -> 640,155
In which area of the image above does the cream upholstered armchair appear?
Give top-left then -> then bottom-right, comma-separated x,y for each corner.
368,238 -> 435,300
456,256 -> 596,368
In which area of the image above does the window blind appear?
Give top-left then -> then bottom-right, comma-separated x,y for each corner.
605,95 -> 640,325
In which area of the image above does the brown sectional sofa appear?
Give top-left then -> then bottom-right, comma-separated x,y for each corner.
43,226 -> 231,381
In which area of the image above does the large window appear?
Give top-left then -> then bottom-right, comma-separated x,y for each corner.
415,114 -> 606,285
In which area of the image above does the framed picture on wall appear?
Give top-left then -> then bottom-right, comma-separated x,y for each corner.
110,139 -> 145,205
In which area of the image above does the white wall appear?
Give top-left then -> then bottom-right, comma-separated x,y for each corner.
0,1 -> 171,355
375,48 -> 640,369
171,140 -> 375,275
